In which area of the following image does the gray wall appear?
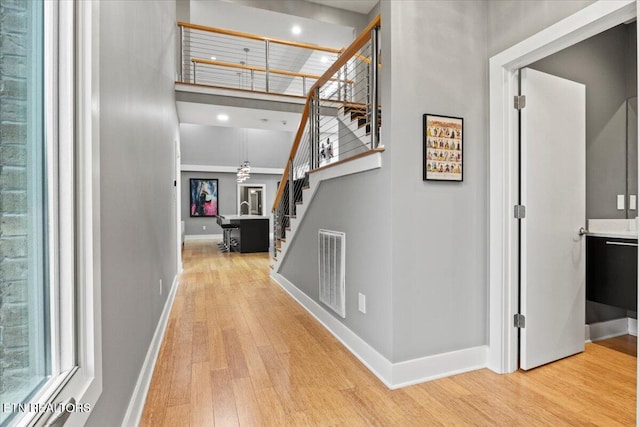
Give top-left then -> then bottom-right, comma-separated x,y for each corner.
180,124 -> 291,168
386,0 -> 488,362
487,0 -> 596,57
279,170 -> 393,359
530,24 -> 635,220
87,1 -> 179,425
182,171 -> 280,236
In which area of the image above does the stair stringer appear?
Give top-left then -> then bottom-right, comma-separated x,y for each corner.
272,150 -> 383,273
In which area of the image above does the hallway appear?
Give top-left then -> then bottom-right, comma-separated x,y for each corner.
140,241 -> 636,426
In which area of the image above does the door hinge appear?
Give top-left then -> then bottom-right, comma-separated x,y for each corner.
514,313 -> 526,328
514,95 -> 526,110
514,204 -> 526,219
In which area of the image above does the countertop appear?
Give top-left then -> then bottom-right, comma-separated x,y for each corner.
221,215 -> 270,220
587,232 -> 638,239
587,219 -> 637,240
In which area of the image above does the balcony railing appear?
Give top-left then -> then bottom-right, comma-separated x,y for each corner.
178,22 -> 348,97
272,16 -> 382,258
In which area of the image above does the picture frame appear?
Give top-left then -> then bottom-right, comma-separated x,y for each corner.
190,178 -> 218,217
423,114 -> 463,182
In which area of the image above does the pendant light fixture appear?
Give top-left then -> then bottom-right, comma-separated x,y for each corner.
237,47 -> 251,183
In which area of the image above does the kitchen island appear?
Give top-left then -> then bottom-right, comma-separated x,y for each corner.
220,215 -> 270,253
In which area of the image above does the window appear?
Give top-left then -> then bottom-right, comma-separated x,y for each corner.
0,1 -> 101,425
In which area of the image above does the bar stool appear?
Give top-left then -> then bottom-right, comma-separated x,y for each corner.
216,215 -> 240,253
220,223 -> 239,252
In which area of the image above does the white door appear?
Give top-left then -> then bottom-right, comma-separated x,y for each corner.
520,68 -> 586,370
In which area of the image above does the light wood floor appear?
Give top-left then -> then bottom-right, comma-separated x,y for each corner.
140,240 -> 636,426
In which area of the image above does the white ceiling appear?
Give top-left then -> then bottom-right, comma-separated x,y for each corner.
304,0 -> 378,15
176,101 -> 302,133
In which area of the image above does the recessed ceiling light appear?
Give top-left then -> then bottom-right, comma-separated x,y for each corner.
210,56 -> 217,61
321,56 -> 328,64
217,114 -> 229,121
291,25 -> 302,35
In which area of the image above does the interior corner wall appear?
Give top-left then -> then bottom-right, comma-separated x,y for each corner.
386,0 -> 489,363
181,171 -> 280,236
87,0 -> 179,424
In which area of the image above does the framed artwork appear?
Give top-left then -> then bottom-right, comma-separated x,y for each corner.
423,114 -> 463,181
190,178 -> 218,217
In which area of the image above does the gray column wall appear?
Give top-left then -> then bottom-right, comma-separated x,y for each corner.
386,0 -> 489,362
87,0 -> 179,424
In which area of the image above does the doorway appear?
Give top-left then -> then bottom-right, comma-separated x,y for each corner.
237,183 -> 266,216
488,0 -> 637,374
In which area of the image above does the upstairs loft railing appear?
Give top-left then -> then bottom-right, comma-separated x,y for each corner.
178,22 -> 349,97
271,16 -> 382,257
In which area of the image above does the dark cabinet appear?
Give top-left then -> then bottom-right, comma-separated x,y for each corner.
586,236 -> 637,311
229,218 -> 269,253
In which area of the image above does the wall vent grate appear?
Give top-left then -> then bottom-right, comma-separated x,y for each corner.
318,229 -> 346,318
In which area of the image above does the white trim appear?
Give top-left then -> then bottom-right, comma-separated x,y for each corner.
181,164 -> 284,175
629,318 -> 638,337
488,0 -> 636,374
237,183 -> 266,216
121,275 -> 180,427
392,346 -> 488,389
273,151 -> 382,272
586,318 -> 630,342
184,233 -> 222,241
270,272 -> 487,389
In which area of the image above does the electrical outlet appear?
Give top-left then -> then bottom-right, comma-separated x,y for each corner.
630,195 -> 637,211
358,293 -> 366,314
617,194 -> 625,210
202,225 -> 206,230
159,279 -> 163,295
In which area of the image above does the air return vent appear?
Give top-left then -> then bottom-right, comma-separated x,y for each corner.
318,229 -> 346,318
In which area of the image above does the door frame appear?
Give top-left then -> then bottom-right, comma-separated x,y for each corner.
237,183 -> 266,216
488,0 -> 637,374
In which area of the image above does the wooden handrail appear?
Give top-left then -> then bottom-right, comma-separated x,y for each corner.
272,100 -> 311,212
267,14 -> 381,213
178,21 -> 342,54
191,58 -> 354,84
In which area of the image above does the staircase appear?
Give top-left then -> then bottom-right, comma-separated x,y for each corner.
271,147 -> 384,272
271,16 -> 382,271
338,102 -> 382,148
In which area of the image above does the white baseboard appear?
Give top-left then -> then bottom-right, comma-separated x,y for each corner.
121,275 -> 181,427
270,272 -> 486,389
391,346 -> 488,389
184,234 -> 222,241
270,272 -> 393,386
586,317 -> 635,343
628,318 -> 637,337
